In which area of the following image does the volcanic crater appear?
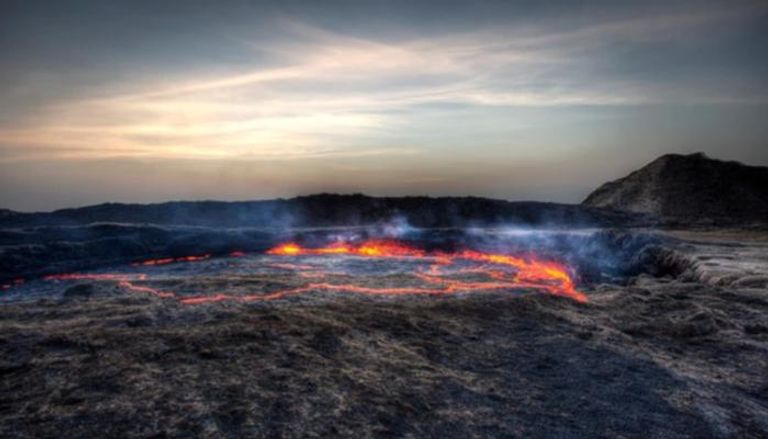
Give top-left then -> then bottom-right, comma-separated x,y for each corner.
3,228 -> 666,307
1,195 -> 767,438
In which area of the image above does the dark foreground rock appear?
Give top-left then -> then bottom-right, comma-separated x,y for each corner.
1,281 -> 767,438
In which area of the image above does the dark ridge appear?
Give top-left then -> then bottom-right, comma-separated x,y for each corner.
0,208 -> 20,219
582,153 -> 768,224
0,193 -> 648,228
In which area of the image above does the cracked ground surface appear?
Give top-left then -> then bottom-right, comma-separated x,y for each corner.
1,230 -> 767,438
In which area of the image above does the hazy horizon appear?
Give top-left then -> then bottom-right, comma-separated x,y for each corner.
1,150 -> 763,214
2,0 -> 767,211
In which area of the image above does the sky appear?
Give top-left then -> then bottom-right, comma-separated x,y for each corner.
0,0 -> 767,211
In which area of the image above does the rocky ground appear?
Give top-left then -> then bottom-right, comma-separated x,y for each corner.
1,230 -> 767,438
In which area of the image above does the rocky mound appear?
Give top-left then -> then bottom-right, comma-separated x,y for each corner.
583,153 -> 768,224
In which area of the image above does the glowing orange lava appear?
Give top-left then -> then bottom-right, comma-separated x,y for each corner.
267,240 -> 426,258
133,254 -> 211,266
37,239 -> 587,305
265,240 -> 585,303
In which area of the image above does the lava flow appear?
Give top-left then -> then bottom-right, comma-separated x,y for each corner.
267,240 -> 426,258
265,240 -> 585,303
133,254 -> 211,266
35,239 -> 587,305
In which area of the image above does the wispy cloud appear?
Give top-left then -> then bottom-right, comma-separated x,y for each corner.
0,3 -> 765,163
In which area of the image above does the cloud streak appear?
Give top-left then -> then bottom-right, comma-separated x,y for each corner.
1,0 -> 767,210
1,3 -> 765,164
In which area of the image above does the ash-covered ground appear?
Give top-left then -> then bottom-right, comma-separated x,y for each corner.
1,228 -> 767,438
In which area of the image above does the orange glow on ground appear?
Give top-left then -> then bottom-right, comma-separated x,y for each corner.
267,240 -> 426,258
133,254 -> 211,266
264,240 -> 585,303
36,239 -> 587,305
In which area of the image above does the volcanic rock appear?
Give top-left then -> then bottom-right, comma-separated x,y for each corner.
63,283 -> 96,301
0,208 -> 19,219
582,153 -> 768,224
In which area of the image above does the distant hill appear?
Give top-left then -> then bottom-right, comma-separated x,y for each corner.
583,153 -> 768,224
0,194 -> 643,228
4,153 -> 766,228
0,209 -> 19,219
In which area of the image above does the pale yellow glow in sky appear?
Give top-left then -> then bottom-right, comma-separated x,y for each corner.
0,4 -> 766,210
3,10 -> 749,164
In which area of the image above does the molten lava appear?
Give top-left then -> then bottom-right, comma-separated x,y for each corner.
36,239 -> 586,305
133,254 -> 211,266
265,240 -> 584,302
268,240 -> 426,258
